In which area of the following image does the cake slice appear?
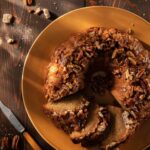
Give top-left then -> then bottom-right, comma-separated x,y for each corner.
100,106 -> 138,149
70,104 -> 110,147
43,93 -> 90,133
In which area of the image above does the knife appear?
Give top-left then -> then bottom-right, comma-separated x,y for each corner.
0,100 -> 41,150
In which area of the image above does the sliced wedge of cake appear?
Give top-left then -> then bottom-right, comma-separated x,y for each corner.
100,106 -> 138,150
43,93 -> 90,133
70,104 -> 110,147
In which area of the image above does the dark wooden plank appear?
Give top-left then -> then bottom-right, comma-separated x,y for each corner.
0,0 -> 150,150
86,0 -> 150,22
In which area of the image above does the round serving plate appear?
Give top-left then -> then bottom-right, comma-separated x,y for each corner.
21,6 -> 150,150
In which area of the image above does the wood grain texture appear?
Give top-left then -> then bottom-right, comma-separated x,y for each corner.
0,0 -> 150,150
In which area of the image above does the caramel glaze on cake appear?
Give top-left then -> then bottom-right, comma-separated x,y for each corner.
44,27 -> 150,148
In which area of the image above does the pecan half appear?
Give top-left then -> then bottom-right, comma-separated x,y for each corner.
11,135 -> 20,150
128,57 -> 137,65
125,69 -> 133,81
112,48 -> 124,59
0,136 -> 9,150
126,51 -> 135,58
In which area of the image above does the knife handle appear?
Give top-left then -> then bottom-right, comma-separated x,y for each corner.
23,132 -> 41,150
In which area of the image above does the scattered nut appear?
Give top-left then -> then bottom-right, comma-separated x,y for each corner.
2,13 -> 13,24
125,69 -> 133,80
0,136 -> 9,149
128,57 -> 137,65
95,41 -> 102,49
126,51 -> 135,58
27,8 -> 35,13
43,8 -> 51,19
127,28 -> 133,34
11,135 -> 20,150
7,38 -> 15,44
34,7 -> 42,15
23,0 -> 33,6
0,37 -> 3,45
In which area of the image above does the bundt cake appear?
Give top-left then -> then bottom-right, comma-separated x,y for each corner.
70,104 -> 110,147
44,27 -> 150,148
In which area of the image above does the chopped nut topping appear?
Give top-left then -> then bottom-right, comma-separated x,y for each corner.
112,49 -> 118,59
139,95 -> 145,100
126,51 -> 135,58
133,86 -> 143,93
128,57 -> 137,65
127,28 -> 133,34
112,48 -> 124,59
49,65 -> 58,74
89,31 -> 95,37
95,41 -> 101,49
125,69 -> 133,80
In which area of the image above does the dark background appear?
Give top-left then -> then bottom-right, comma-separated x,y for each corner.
0,0 -> 150,149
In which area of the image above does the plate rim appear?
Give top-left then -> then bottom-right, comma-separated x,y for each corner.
21,6 -> 150,150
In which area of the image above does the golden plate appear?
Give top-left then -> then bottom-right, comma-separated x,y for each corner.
22,6 -> 150,150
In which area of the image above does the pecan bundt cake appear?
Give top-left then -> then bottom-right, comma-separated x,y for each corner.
44,27 -> 150,148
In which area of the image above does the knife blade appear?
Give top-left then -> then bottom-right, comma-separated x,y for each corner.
0,100 -> 25,133
0,100 -> 41,150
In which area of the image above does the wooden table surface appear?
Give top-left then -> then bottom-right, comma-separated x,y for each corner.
0,0 -> 150,150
